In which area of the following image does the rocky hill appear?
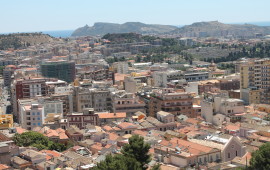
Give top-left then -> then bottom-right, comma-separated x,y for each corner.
0,33 -> 54,50
71,22 -> 177,36
170,21 -> 270,37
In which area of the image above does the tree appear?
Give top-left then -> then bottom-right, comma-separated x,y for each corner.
249,142 -> 270,170
92,154 -> 141,170
93,135 -> 151,170
151,164 -> 161,170
121,135 -> 151,170
13,131 -> 67,151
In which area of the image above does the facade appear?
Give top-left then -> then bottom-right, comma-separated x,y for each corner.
184,72 -> 209,82
50,92 -> 73,116
240,58 -> 270,104
124,76 -> 138,93
112,90 -> 146,115
112,62 -> 128,74
40,60 -> 75,83
67,108 -> 99,129
153,70 -> 183,87
11,78 -> 47,121
0,115 -> 13,129
19,103 -> 44,130
3,65 -> 16,87
154,138 -> 221,168
201,92 -> 245,125
149,88 -> 195,118
156,111 -> 175,123
73,87 -> 113,113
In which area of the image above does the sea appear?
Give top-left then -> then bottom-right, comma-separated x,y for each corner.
42,30 -> 74,38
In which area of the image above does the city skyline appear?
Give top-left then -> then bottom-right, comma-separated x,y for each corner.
1,0 -> 270,33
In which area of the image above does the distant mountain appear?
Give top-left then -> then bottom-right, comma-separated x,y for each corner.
170,21 -> 270,37
71,22 -> 177,36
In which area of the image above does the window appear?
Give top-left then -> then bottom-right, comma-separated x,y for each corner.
236,151 -> 238,156
37,117 -> 40,120
33,123 -> 36,125
32,112 -> 35,115
37,112 -> 40,115
38,122 -> 41,126
228,153 -> 230,158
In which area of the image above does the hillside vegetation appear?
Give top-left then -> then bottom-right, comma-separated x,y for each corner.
171,21 -> 270,37
0,33 -> 54,50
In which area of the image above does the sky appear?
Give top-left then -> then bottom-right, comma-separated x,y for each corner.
1,0 -> 270,33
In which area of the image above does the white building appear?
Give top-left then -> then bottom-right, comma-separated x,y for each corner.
115,62 -> 128,74
153,70 -> 183,87
19,103 -> 45,130
156,111 -> 174,123
201,95 -> 244,125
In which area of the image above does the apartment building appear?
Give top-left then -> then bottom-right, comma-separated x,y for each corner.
201,92 -> 245,125
73,87 -> 113,113
3,65 -> 16,87
50,92 -> 73,117
66,108 -> 99,129
184,71 -> 209,82
19,103 -> 44,130
11,78 -> 47,121
112,62 -> 129,74
112,90 -> 146,115
154,138 -> 221,168
240,58 -> 270,104
152,70 -> 183,87
149,88 -> 195,118
40,60 -> 75,83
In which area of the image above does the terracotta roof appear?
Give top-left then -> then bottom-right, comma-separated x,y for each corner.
0,164 -> 10,170
114,73 -> 129,81
15,127 -> 27,134
0,132 -> 10,142
118,122 -> 137,129
225,124 -> 240,131
132,130 -> 148,136
186,118 -> 199,125
40,150 -> 61,160
102,125 -> 113,131
91,143 -> 103,151
108,133 -> 119,141
98,112 -> 126,119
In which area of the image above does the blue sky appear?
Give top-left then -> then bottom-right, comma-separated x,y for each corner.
1,0 -> 269,32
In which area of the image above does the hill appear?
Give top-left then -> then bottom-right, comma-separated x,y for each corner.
0,33 -> 54,50
170,21 -> 270,37
71,22 -> 177,36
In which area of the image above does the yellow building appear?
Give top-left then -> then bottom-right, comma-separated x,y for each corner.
257,104 -> 270,114
0,114 -> 13,129
240,59 -> 270,104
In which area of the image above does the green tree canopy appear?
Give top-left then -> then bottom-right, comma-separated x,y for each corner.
93,135 -> 151,170
121,135 -> 151,169
13,131 -> 67,152
249,142 -> 270,170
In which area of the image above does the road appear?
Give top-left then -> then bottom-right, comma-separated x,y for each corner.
0,78 -> 11,115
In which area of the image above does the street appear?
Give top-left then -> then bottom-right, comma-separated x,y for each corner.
0,78 -> 11,115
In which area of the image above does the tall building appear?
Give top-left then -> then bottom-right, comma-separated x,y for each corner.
149,88 -> 195,118
240,58 -> 270,104
11,78 -> 47,121
19,103 -> 45,130
41,60 -> 75,83
3,65 -> 16,87
152,70 -> 183,87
